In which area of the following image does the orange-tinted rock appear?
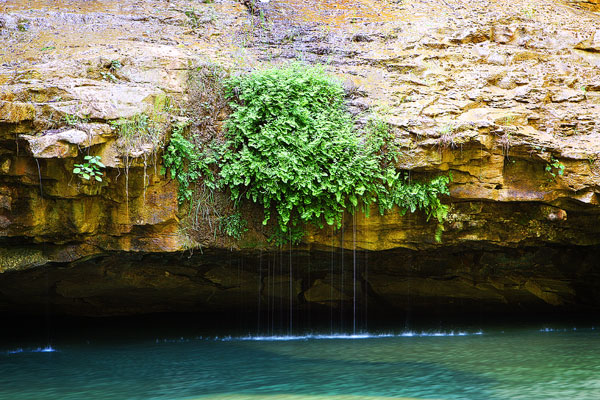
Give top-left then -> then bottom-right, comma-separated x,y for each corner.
0,101 -> 35,123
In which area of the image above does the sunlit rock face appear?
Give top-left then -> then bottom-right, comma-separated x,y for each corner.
0,0 -> 599,315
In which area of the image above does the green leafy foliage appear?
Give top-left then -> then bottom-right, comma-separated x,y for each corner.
219,64 -> 450,242
17,19 -> 29,32
220,65 -> 359,231
545,157 -> 565,181
184,7 -> 216,28
101,71 -> 117,82
100,60 -> 122,83
110,59 -> 122,70
219,212 -> 248,240
163,64 -> 451,244
63,113 -> 88,126
162,122 -> 217,204
73,155 -> 105,182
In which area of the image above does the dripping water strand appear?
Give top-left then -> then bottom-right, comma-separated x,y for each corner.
239,256 -> 243,331
34,158 -> 43,198
36,158 -> 47,348
125,155 -> 130,222
142,154 -> 148,203
266,258 -> 270,336
257,251 -> 262,335
269,256 -> 275,335
267,257 -> 270,336
289,230 -> 292,336
271,255 -> 275,336
340,213 -> 344,333
406,255 -> 411,330
364,218 -> 368,332
307,241 -> 311,332
330,225 -> 334,335
38,155 -> 50,351
45,270 -> 52,350
353,211 -> 357,335
36,154 -> 50,345
45,263 -> 51,350
279,246 -> 283,334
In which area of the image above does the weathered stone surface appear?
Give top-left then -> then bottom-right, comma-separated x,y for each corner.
0,101 -> 35,123
19,127 -> 111,158
0,247 -> 48,273
569,0 -> 600,11
575,30 -> 600,52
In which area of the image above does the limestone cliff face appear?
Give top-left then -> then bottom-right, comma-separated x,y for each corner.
0,0 -> 599,315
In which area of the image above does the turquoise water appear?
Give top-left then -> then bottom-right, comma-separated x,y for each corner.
1,326 -> 599,399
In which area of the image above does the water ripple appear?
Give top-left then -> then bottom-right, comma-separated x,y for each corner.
4,346 -> 56,355
217,331 -> 484,341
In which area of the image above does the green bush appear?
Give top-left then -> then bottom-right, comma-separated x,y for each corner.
164,64 -> 450,243
220,64 -> 449,241
220,65 -> 365,229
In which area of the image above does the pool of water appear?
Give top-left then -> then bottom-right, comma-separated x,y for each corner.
1,324 -> 599,399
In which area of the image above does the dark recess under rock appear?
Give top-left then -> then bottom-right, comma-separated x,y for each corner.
1,244 -> 598,318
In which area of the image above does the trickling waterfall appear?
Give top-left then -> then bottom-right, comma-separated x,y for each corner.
340,216 -> 344,333
257,251 -> 262,336
330,225 -> 334,335
269,257 -> 273,336
288,235 -> 292,335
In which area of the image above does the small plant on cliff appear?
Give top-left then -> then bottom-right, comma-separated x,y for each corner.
185,8 -> 201,28
436,125 -> 457,153
63,113 -> 89,126
73,155 -> 105,182
111,113 -> 166,152
219,212 -> 248,240
100,59 -> 122,83
545,157 -> 565,181
17,19 -> 29,32
184,7 -> 215,28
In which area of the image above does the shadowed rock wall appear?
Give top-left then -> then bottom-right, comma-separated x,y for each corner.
1,244 -> 599,317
